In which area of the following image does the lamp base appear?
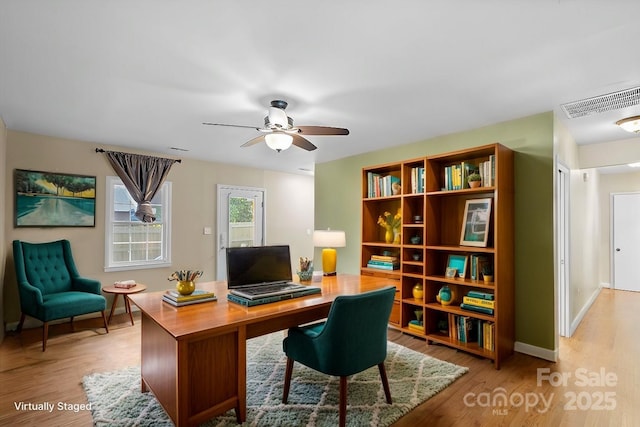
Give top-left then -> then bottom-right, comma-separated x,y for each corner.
321,248 -> 337,276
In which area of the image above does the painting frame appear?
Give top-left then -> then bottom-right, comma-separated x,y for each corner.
14,169 -> 96,228
446,254 -> 468,279
460,197 -> 492,247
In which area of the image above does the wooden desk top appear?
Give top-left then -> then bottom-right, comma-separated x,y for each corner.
128,274 -> 394,340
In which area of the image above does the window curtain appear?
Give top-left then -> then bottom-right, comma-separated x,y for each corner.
104,151 -> 178,223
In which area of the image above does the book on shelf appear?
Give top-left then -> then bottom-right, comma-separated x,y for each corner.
469,254 -> 490,281
483,321 -> 495,351
463,296 -> 495,309
410,166 -> 425,194
367,172 -> 401,198
467,290 -> 494,300
460,302 -> 494,315
164,289 -> 216,302
162,294 -> 217,306
407,320 -> 424,332
366,260 -> 399,270
370,255 -> 398,262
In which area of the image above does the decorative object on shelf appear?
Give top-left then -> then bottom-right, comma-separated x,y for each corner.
460,198 -> 493,247
445,267 -> 457,278
392,181 -> 401,195
410,235 -> 421,245
447,254 -> 468,279
168,270 -> 203,296
313,229 -> 346,276
482,264 -> 494,283
297,257 -> 314,282
414,309 -> 423,325
467,173 -> 482,188
436,285 -> 456,306
412,283 -> 424,300
412,252 -> 422,261
378,208 -> 402,244
413,215 -> 423,224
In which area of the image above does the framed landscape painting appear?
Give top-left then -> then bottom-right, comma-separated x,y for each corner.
14,169 -> 96,227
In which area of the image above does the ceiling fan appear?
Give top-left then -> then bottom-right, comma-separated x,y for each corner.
203,100 -> 349,152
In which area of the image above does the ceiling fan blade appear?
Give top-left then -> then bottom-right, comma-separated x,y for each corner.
291,134 -> 317,151
297,125 -> 350,136
202,122 -> 261,131
240,135 -> 265,147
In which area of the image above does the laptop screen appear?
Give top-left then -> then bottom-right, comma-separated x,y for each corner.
226,245 -> 293,289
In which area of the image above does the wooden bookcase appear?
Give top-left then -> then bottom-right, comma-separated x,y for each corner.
361,143 -> 514,369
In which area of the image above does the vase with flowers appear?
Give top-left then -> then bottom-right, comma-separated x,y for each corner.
377,208 -> 402,244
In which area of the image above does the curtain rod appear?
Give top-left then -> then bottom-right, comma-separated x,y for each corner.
95,148 -> 181,163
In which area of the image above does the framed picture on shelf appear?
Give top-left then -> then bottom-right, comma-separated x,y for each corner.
445,267 -> 458,278
446,254 -> 468,279
14,169 -> 96,227
460,198 -> 492,247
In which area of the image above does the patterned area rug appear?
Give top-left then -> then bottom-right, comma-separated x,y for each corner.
83,332 -> 467,426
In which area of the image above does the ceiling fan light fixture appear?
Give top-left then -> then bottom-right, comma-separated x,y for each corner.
616,115 -> 640,133
268,106 -> 289,128
264,133 -> 293,152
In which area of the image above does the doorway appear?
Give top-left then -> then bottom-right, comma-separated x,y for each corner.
611,192 -> 640,292
557,163 -> 571,337
216,185 -> 265,280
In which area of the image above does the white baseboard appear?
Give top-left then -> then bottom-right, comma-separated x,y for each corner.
569,286 -> 602,336
514,341 -> 558,362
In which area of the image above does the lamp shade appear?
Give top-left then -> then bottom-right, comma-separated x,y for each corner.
265,133 -> 293,151
616,115 -> 640,133
313,230 -> 346,248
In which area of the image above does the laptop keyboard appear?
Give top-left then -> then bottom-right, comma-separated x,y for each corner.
241,283 -> 300,296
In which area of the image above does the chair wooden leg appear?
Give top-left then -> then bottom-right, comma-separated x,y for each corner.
42,322 -> 49,352
101,310 -> 109,333
339,376 -> 348,427
70,316 -> 75,332
283,357 -> 294,403
17,313 -> 25,332
378,363 -> 392,404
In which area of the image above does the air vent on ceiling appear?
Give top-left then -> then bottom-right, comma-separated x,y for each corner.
561,86 -> 640,119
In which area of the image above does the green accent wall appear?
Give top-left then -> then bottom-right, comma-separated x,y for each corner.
314,112 -> 555,350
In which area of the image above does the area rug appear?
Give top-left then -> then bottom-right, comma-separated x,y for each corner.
83,332 -> 468,426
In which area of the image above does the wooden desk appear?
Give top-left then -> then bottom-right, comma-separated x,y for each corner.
128,274 -> 393,427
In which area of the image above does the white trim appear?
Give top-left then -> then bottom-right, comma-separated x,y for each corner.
569,286 -> 602,336
514,341 -> 558,363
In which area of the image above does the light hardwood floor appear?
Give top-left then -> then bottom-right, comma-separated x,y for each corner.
0,288 -> 637,426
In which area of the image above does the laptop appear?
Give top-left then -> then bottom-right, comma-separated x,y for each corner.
226,245 -> 321,306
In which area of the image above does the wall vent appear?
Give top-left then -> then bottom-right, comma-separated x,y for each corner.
561,86 -> 640,119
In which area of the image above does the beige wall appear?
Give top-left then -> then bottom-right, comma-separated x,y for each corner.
579,137 -> 640,168
554,118 -> 601,335
3,130 -> 314,326
0,118 -> 6,342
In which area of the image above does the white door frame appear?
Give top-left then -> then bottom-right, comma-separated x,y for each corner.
216,184 -> 266,281
556,162 -> 571,338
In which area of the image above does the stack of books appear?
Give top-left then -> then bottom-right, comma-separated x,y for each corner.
407,319 -> 424,333
366,255 -> 399,270
460,290 -> 494,315
163,289 -> 217,307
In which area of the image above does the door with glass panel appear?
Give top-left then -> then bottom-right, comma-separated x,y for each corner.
216,185 -> 265,280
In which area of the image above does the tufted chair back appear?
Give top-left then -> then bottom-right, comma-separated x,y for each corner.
16,240 -> 76,295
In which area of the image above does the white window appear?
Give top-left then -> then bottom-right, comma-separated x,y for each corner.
104,176 -> 171,272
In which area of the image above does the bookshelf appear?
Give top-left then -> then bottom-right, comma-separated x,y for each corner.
361,143 -> 514,368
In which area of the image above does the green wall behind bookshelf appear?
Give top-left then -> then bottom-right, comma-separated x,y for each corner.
314,112 -> 555,351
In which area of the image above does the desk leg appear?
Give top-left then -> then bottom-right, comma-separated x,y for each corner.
236,326 -> 247,423
107,294 -> 120,324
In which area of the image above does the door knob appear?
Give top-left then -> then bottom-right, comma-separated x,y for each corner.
616,248 -> 621,252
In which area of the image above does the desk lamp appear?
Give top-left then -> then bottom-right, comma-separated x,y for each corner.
313,229 -> 346,276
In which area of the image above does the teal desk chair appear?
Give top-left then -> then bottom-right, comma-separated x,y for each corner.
282,286 -> 396,427
13,240 -> 109,351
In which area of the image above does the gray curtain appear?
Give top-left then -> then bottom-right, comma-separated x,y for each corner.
104,151 -> 178,223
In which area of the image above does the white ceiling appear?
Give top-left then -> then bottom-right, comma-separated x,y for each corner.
2,1 -> 640,175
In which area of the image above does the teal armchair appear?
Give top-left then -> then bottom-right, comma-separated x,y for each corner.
13,239 -> 109,351
282,286 -> 396,427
